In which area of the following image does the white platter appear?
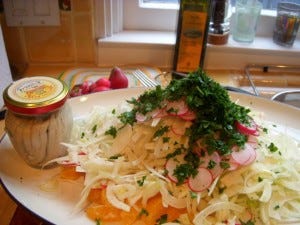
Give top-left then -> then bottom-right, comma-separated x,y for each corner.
0,87 -> 300,225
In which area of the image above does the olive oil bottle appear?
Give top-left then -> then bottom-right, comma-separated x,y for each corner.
173,0 -> 211,74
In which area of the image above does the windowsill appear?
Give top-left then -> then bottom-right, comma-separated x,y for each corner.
99,30 -> 300,52
97,30 -> 300,69
98,30 -> 176,46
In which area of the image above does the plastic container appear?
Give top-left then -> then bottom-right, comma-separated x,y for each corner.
3,76 -> 73,168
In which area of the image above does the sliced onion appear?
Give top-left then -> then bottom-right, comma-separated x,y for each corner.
193,201 -> 244,225
106,184 -> 131,212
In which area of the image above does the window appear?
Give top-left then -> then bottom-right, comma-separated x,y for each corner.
231,0 -> 300,10
141,0 -> 300,10
96,0 -> 300,70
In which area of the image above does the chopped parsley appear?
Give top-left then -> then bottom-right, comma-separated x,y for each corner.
105,126 -> 118,138
173,163 -> 197,184
166,148 -> 183,159
137,176 -> 146,186
109,154 -> 122,160
155,214 -> 168,225
117,69 -> 252,184
240,219 -> 255,225
263,127 -> 268,133
207,160 -> 216,169
190,191 -> 198,199
92,124 -> 97,134
118,111 -> 136,126
220,161 -> 230,169
153,126 -> 169,138
268,142 -> 278,153
274,205 -> 280,210
162,136 -> 170,143
218,186 -> 227,194
138,208 -> 149,218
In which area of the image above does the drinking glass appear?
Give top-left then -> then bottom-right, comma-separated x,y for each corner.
273,2 -> 300,47
232,0 -> 262,43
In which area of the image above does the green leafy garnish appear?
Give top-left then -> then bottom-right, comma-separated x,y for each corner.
117,69 -> 253,184
240,219 -> 255,225
137,176 -> 146,186
109,154 -> 122,160
268,142 -> 278,153
138,208 -> 149,218
153,126 -> 169,138
155,214 -> 168,225
105,126 -> 118,138
92,124 -> 97,134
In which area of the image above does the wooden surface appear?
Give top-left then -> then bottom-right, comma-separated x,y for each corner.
9,205 -> 52,225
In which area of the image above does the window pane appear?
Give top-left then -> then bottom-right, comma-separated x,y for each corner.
143,0 -> 300,10
230,0 -> 300,10
142,0 -> 179,3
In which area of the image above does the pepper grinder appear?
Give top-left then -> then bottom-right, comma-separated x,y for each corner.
208,0 -> 231,45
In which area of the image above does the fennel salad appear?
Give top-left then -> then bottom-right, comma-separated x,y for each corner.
54,70 -> 300,225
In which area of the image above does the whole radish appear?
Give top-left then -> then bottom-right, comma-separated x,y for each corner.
109,67 -> 129,89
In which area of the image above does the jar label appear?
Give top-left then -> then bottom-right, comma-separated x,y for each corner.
7,76 -> 63,104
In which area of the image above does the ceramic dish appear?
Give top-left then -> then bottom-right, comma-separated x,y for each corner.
0,87 -> 300,225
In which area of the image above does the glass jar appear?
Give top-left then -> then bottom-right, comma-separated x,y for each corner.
3,76 -> 73,169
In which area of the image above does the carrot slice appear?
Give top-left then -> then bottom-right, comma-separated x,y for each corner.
59,166 -> 83,180
86,192 -> 186,224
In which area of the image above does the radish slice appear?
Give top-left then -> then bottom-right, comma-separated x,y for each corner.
152,108 -> 168,118
165,154 -> 186,183
227,159 -> 240,171
180,110 -> 196,121
243,147 -> 257,165
231,144 -> 256,165
188,167 -> 213,192
247,135 -> 258,149
166,100 -> 189,116
135,112 -> 148,122
235,118 -> 259,136
201,152 -> 223,178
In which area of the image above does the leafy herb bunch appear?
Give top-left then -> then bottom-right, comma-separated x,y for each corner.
120,69 -> 250,155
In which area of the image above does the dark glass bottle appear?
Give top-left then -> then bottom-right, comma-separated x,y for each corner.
173,0 -> 211,74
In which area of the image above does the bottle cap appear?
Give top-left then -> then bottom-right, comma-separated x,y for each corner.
3,76 -> 69,115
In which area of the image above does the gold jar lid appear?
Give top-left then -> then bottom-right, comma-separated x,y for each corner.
3,76 -> 69,115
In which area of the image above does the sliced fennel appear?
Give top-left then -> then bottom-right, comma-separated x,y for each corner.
59,103 -> 300,225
